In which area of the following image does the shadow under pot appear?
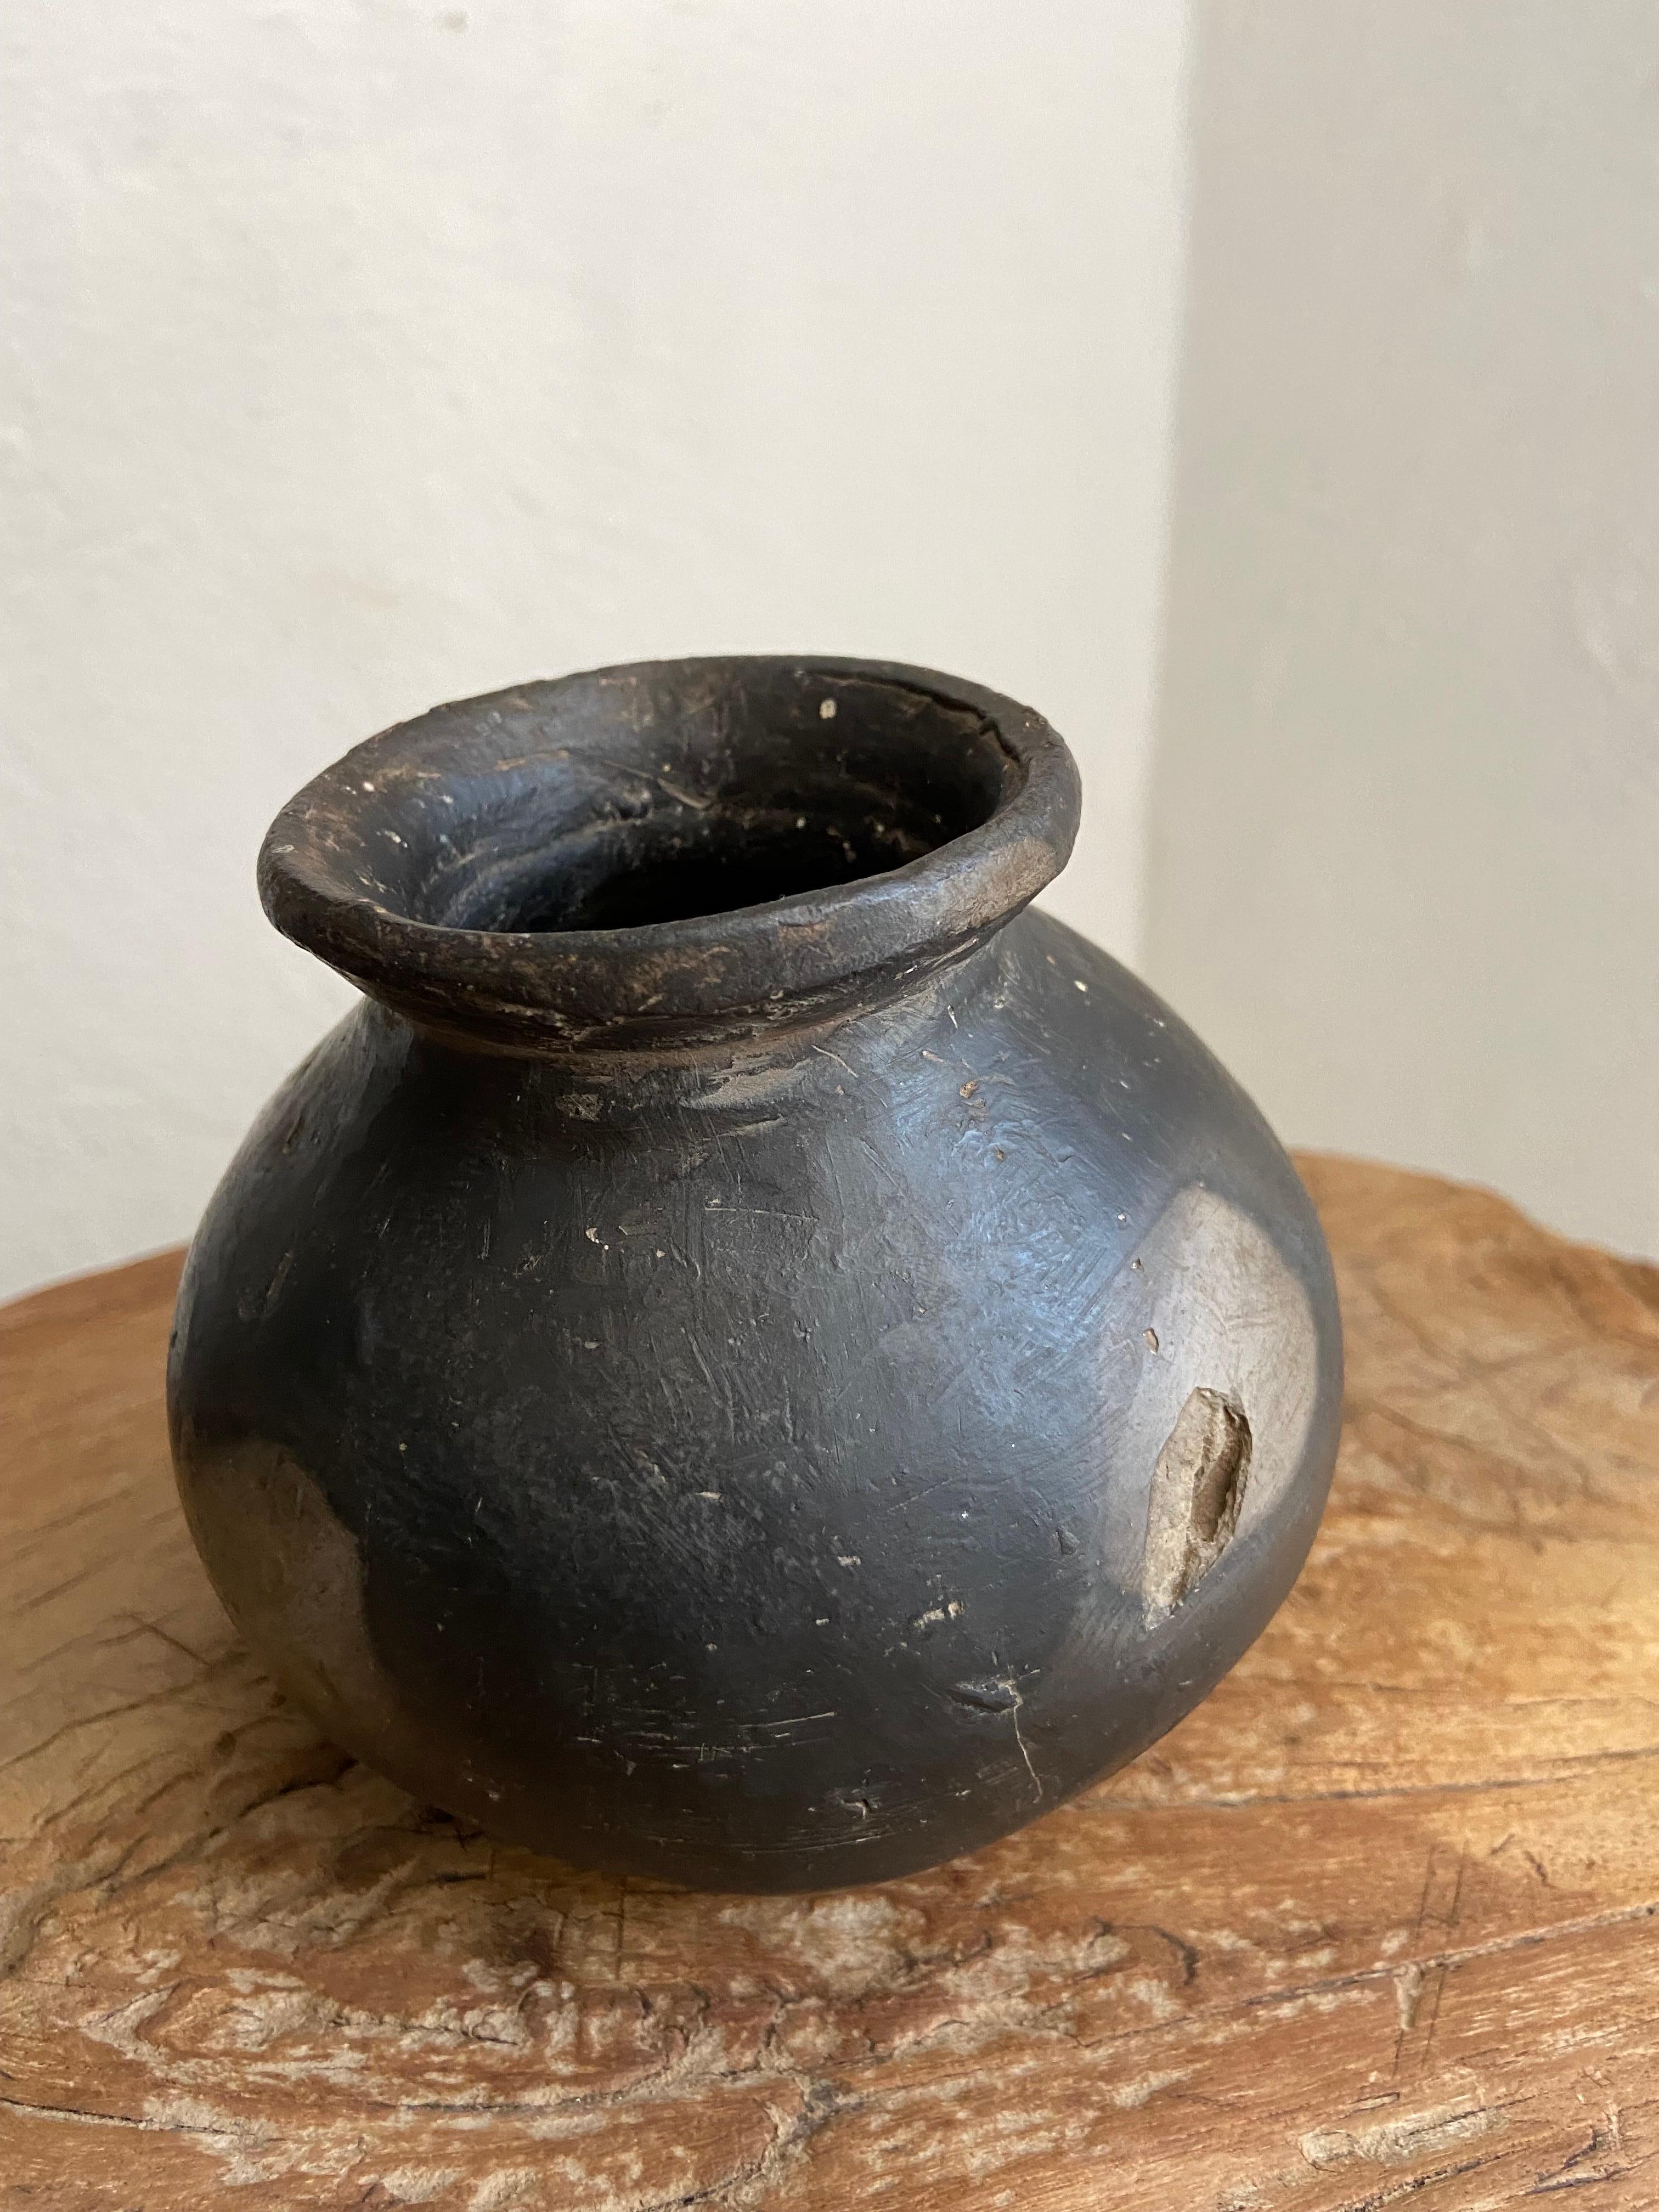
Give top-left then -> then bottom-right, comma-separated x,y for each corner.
168,655 -> 1342,1892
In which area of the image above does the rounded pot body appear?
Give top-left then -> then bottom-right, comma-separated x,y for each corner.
170,658 -> 1341,1891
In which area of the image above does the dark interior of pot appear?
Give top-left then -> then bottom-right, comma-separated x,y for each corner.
425,672 -> 1017,936
475,804 -> 932,933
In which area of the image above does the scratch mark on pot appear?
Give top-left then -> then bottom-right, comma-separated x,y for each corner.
947,1673 -> 1043,1802
705,1206 -> 816,1224
1009,1704 -> 1041,1801
912,1599 -> 964,1628
261,1251 -> 294,1316
949,1675 -> 1019,1713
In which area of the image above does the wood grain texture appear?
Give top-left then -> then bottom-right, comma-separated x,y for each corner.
2,1156 -> 1657,2211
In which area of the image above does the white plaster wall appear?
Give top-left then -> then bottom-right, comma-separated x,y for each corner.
1,0 -> 1191,1298
1146,0 -> 1659,1261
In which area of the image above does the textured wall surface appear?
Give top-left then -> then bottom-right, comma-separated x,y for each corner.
1,0 -> 1190,1297
1146,0 -> 1659,1261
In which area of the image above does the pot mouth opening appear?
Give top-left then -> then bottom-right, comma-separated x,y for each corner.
437,771 -> 996,938
260,657 -> 1081,1052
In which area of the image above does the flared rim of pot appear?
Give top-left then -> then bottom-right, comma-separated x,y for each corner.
258,656 -> 1082,1052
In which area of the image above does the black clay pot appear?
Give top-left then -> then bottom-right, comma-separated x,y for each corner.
168,658 -> 1341,1892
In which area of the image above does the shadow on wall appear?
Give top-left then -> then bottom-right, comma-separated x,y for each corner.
1141,0 -> 1659,1262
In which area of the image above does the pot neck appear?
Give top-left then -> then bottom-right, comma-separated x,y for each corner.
259,657 -> 1080,1059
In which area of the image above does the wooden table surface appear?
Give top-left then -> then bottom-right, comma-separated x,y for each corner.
3,1156 -> 1658,2211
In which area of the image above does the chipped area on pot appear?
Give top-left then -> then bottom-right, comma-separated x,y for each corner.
1093,1182 -> 1322,1600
